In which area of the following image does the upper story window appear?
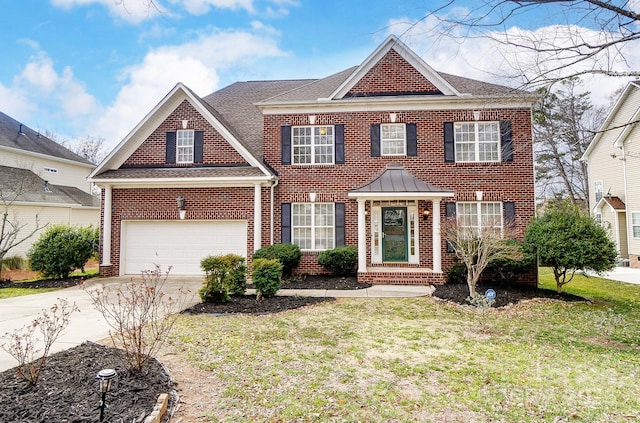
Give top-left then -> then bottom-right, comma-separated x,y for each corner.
381,123 -> 406,156
454,122 -> 500,162
292,203 -> 335,250
177,130 -> 194,164
594,180 -> 604,203
457,202 -> 503,233
292,126 -> 334,164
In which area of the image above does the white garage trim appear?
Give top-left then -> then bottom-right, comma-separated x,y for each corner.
120,220 -> 248,275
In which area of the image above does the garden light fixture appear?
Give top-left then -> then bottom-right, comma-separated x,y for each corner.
97,368 -> 116,422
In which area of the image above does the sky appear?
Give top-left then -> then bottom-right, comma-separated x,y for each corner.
1,0 -> 639,153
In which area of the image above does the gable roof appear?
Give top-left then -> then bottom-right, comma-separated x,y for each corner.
582,80 -> 640,160
0,111 -> 92,166
595,195 -> 626,211
0,165 -> 99,207
90,83 -> 280,182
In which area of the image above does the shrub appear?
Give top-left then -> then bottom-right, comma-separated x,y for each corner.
28,225 -> 99,279
446,263 -> 467,284
252,244 -> 301,277
1,255 -> 26,271
487,240 -> 535,286
317,246 -> 358,276
199,254 -> 247,303
252,258 -> 282,298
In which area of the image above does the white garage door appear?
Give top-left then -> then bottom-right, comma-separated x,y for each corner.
122,220 -> 247,275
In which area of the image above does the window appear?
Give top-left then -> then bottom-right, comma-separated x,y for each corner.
381,123 -> 406,156
176,130 -> 194,163
594,180 -> 603,203
454,122 -> 500,162
292,203 -> 335,250
457,202 -> 503,233
292,126 -> 334,164
632,212 -> 640,239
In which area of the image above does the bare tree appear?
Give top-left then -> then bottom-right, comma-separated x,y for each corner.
0,170 -> 47,279
417,0 -> 640,89
533,77 -> 606,206
443,216 -> 523,298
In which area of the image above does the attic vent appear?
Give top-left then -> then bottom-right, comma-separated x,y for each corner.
44,167 -> 58,174
44,181 -> 51,193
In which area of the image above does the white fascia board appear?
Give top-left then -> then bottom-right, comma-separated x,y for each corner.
10,200 -> 94,208
347,192 -> 455,201
259,96 -> 535,115
0,145 -> 95,169
91,175 -> 275,189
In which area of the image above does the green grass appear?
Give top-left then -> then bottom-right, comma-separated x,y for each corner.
0,269 -> 98,299
168,269 -> 640,422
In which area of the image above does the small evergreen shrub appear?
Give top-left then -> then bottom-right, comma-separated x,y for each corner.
199,254 -> 247,303
487,240 -> 535,286
252,244 -> 301,277
446,263 -> 467,284
28,225 -> 98,279
317,246 -> 357,276
252,258 -> 282,298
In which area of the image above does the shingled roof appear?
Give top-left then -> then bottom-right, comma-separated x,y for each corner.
0,111 -> 92,165
0,165 -> 99,207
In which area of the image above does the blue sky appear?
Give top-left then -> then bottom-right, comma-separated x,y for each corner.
1,0 -> 638,152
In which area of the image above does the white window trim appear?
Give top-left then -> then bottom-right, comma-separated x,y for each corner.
292,125 -> 335,165
292,202 -> 335,251
370,201 -> 419,264
594,180 -> 603,203
454,121 -> 501,163
381,123 -> 407,157
176,129 -> 194,164
632,212 -> 640,239
456,202 -> 504,234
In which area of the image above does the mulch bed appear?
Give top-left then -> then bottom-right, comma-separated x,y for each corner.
0,342 -> 173,423
0,275 -> 96,290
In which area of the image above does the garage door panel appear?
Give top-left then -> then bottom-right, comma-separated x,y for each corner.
122,220 -> 247,275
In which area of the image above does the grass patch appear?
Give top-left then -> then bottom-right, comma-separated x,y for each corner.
168,271 -> 640,422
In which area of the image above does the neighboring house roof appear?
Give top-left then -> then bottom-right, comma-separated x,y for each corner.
596,195 -> 626,211
0,111 -> 93,166
582,80 -> 640,160
0,165 -> 99,207
350,164 -> 454,196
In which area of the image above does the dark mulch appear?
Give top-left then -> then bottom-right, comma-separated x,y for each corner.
432,282 -> 587,308
0,342 -> 173,423
0,275 -> 94,290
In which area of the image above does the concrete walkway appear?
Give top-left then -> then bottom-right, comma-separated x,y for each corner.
600,266 -> 640,285
0,276 -> 433,372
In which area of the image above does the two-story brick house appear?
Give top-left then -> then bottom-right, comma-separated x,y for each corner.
89,35 -> 537,284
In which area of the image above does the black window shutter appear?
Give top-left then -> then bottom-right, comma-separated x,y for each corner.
445,202 -> 456,253
335,202 -> 345,247
194,130 -> 204,163
281,203 -> 291,244
444,122 -> 454,163
281,126 -> 292,165
165,132 -> 176,163
504,201 -> 515,225
335,124 -> 345,164
407,123 -> 417,156
501,120 -> 513,162
370,124 -> 381,157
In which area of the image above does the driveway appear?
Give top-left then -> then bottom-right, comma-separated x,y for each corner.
0,275 -> 203,372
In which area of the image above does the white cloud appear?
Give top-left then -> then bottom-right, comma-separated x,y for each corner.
171,0 -> 254,15
93,26 -> 286,148
50,0 -> 165,24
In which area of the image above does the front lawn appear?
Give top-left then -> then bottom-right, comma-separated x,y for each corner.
167,271 -> 640,422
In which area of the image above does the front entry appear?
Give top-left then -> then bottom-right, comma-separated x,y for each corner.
382,207 -> 408,262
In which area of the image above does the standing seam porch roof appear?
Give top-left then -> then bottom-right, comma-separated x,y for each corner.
350,164 -> 452,194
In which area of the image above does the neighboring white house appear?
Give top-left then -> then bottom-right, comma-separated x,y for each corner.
582,80 -> 640,268
0,111 -> 100,258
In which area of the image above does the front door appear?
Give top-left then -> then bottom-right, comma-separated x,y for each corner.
382,207 -> 408,262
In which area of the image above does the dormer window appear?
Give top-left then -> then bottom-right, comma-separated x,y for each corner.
177,130 -> 194,164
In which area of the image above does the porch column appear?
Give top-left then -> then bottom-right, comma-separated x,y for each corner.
357,199 -> 367,272
432,199 -> 442,272
101,185 -> 112,266
254,183 -> 262,252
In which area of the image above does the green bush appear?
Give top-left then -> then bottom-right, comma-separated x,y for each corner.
317,246 -> 357,276
199,254 -> 247,303
1,255 -> 26,271
28,225 -> 98,279
252,258 -> 282,298
446,263 -> 467,284
487,240 -> 535,286
252,244 -> 301,277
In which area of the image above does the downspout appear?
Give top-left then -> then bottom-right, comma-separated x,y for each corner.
621,144 -> 630,258
270,178 -> 279,245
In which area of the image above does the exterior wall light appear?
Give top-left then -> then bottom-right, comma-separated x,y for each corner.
97,368 -> 117,422
423,209 -> 431,221
176,196 -> 186,220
